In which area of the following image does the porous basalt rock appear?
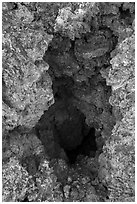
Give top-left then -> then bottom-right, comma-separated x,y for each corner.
2,2 -> 135,202
2,2 -> 54,132
2,157 -> 34,202
99,24 -> 135,202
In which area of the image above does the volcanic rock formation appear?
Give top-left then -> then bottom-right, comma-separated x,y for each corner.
2,2 -> 135,202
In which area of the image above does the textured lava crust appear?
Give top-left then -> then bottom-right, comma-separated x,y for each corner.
2,2 -> 135,202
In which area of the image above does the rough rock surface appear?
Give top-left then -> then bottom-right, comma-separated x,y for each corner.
2,2 -> 54,133
2,2 -> 135,202
99,25 -> 135,202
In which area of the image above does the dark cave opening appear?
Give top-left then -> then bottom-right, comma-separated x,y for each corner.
35,76 -> 98,165
53,77 -> 98,164
36,104 -> 97,165
36,24 -> 118,166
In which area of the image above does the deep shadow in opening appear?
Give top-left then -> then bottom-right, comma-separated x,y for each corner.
35,95 -> 97,165
35,76 -> 97,165
64,127 -> 97,164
